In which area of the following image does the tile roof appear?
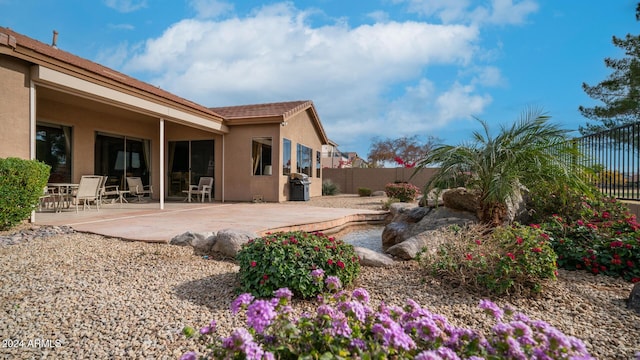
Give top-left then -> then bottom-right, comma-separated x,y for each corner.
0,27 -> 222,120
210,100 -> 312,119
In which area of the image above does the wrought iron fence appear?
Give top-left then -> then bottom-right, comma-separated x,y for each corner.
575,122 -> 640,201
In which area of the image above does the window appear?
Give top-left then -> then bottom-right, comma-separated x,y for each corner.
252,137 -> 272,175
283,138 -> 291,176
316,151 -> 321,177
296,143 -> 312,176
36,123 -> 72,183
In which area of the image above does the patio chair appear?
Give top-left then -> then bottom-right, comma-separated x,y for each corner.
71,175 -> 102,212
99,176 -> 120,205
126,177 -> 153,202
38,186 -> 57,211
183,176 -> 213,202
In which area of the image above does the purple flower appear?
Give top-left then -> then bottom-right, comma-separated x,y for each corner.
372,316 -> 416,351
311,268 -> 325,282
199,320 -> 217,334
231,293 -> 255,314
331,315 -> 352,337
435,347 -> 461,360
325,276 -> 342,291
349,338 -> 366,351
415,350 -> 442,360
180,351 -> 197,360
352,288 -> 370,303
223,328 -> 254,350
510,320 -> 532,338
274,287 -> 293,300
338,301 -> 368,323
479,299 -> 504,320
246,299 -> 277,334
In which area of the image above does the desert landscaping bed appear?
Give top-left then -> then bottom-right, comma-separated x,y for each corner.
1,195 -> 639,359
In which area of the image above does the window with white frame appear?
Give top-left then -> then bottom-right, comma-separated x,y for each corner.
252,137 -> 272,175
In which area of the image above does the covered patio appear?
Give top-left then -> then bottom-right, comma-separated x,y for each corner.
33,200 -> 388,242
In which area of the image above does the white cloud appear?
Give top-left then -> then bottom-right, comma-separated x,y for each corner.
188,0 -> 234,19
103,0 -> 147,13
393,0 -> 538,25
108,23 -> 135,31
119,2 -> 522,154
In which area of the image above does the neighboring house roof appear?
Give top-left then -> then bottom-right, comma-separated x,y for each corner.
0,27 -> 225,126
211,100 -> 329,144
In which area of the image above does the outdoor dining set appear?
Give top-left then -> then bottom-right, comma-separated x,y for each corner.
38,175 -> 213,213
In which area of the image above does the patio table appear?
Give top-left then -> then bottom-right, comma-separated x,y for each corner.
46,183 -> 79,212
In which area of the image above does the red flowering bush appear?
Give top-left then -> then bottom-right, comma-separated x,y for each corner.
385,182 -> 420,202
236,231 -> 360,298
542,195 -> 640,282
419,223 -> 557,296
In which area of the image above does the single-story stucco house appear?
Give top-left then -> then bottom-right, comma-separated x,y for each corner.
0,27 -> 329,206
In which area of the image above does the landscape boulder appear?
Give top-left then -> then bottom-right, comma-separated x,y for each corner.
385,229 -> 449,260
382,206 -> 477,250
442,187 -> 480,213
354,246 -> 395,267
170,231 -> 216,255
211,229 -> 258,258
628,283 -> 640,313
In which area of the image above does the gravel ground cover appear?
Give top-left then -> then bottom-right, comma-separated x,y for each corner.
1,195 -> 639,359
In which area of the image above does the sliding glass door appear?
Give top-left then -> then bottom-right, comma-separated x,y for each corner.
36,123 -> 72,183
168,140 -> 214,197
95,133 -> 150,190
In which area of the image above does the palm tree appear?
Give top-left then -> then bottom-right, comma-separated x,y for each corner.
415,108 -> 590,226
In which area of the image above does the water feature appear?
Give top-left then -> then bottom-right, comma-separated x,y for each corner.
335,225 -> 384,253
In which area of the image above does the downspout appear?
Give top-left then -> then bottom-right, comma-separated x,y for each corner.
159,118 -> 165,210
29,80 -> 36,223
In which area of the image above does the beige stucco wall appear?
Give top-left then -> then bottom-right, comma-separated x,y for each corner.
0,55 -> 31,159
222,108 -> 324,202
224,123 -> 281,202
280,109 -> 323,199
323,167 -> 439,194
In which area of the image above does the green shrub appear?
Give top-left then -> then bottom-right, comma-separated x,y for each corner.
419,223 -> 557,296
542,194 -> 640,283
384,182 -> 419,202
357,187 -> 372,197
381,197 -> 399,210
322,179 -> 340,196
0,157 -> 50,230
236,231 -> 360,299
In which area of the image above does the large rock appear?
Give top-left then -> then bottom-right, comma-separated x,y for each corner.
505,186 -> 529,224
211,229 -> 258,258
386,230 -> 449,260
354,246 -> 395,267
442,187 -> 480,213
419,188 -> 445,208
382,207 -> 477,250
628,283 -> 640,313
170,231 -> 216,254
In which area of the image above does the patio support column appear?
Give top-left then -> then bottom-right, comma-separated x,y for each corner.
222,134 -> 225,203
159,118 -> 165,210
29,80 -> 37,223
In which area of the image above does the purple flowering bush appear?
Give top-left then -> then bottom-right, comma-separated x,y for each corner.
181,270 -> 593,359
236,231 -> 360,298
419,223 -> 557,296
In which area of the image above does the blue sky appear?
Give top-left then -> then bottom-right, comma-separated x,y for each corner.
1,1 -> 638,158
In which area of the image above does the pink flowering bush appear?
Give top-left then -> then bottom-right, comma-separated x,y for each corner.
236,231 -> 360,299
385,182 -> 420,202
420,224 -> 557,296
181,270 -> 593,359
542,195 -> 640,283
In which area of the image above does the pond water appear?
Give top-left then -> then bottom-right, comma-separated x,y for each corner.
335,225 -> 384,253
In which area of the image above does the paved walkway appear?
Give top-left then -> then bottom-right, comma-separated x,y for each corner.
33,201 -> 387,242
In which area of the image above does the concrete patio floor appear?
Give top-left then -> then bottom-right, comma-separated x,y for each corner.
33,200 -> 388,242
